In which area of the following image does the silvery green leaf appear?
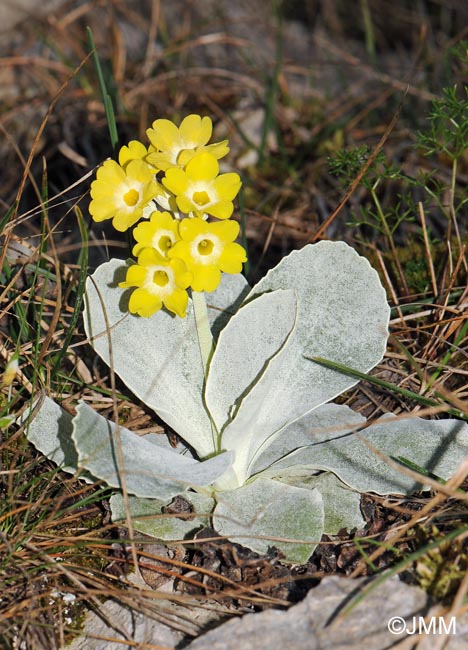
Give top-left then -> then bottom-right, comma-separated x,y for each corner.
268,413 -> 468,495
22,395 -> 94,482
221,242 -> 389,479
84,259 -> 221,458
205,289 -> 297,435
213,478 -> 324,564
249,403 -> 366,478
110,492 -> 215,540
277,472 -> 365,535
206,272 -> 250,338
143,432 -> 194,457
72,401 -> 233,500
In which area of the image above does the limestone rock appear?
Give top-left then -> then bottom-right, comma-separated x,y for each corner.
184,576 -> 468,650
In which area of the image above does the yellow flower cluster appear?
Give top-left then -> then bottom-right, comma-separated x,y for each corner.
89,115 -> 247,318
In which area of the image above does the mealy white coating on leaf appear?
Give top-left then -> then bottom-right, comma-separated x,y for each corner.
276,472 -> 365,535
22,395 -> 94,483
83,260 -> 246,459
206,273 -> 250,338
71,401 -> 233,500
143,432 -> 195,457
216,326 -> 300,489
213,478 -> 324,564
205,289 -> 297,434
267,413 -> 468,495
218,242 -> 389,480
249,403 -> 366,478
109,492 -> 215,540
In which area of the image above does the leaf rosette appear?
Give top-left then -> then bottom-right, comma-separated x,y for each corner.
24,241 -> 468,563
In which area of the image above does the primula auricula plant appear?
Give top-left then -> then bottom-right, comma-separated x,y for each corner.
25,115 -> 468,563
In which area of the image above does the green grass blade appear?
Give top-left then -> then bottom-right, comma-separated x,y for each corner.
430,317 -> 468,383
307,356 -> 467,420
51,207 -> 89,380
238,185 -> 250,279
86,26 -> 118,151
0,202 -> 17,233
340,524 -> 468,616
258,11 -> 282,167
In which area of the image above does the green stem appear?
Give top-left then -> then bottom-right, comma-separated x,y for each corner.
192,291 -> 219,452
359,0 -> 376,62
192,291 -> 213,375
370,186 -> 409,295
430,316 -> 468,383
450,157 -> 457,212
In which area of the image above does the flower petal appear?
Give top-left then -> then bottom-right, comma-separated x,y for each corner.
119,263 -> 148,288
191,266 -> 222,292
164,288 -> 189,318
118,140 -> 149,167
205,140 -> 230,160
179,114 -> 212,146
128,288 -> 162,317
147,119 -> 180,151
210,219 -> 240,241
163,167 -> 189,195
214,172 -> 242,200
186,152 -> 219,182
219,242 -> 247,273
207,201 -> 234,220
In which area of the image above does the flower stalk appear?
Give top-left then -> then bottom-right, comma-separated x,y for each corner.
191,290 -> 213,374
191,289 -> 220,453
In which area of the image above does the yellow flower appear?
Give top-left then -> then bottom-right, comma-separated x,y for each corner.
132,211 -> 180,258
146,114 -> 229,171
152,183 -> 180,215
162,152 -> 241,219
120,249 -> 192,318
89,159 -> 161,231
118,140 -> 148,167
168,218 -> 247,292
118,140 -> 158,173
